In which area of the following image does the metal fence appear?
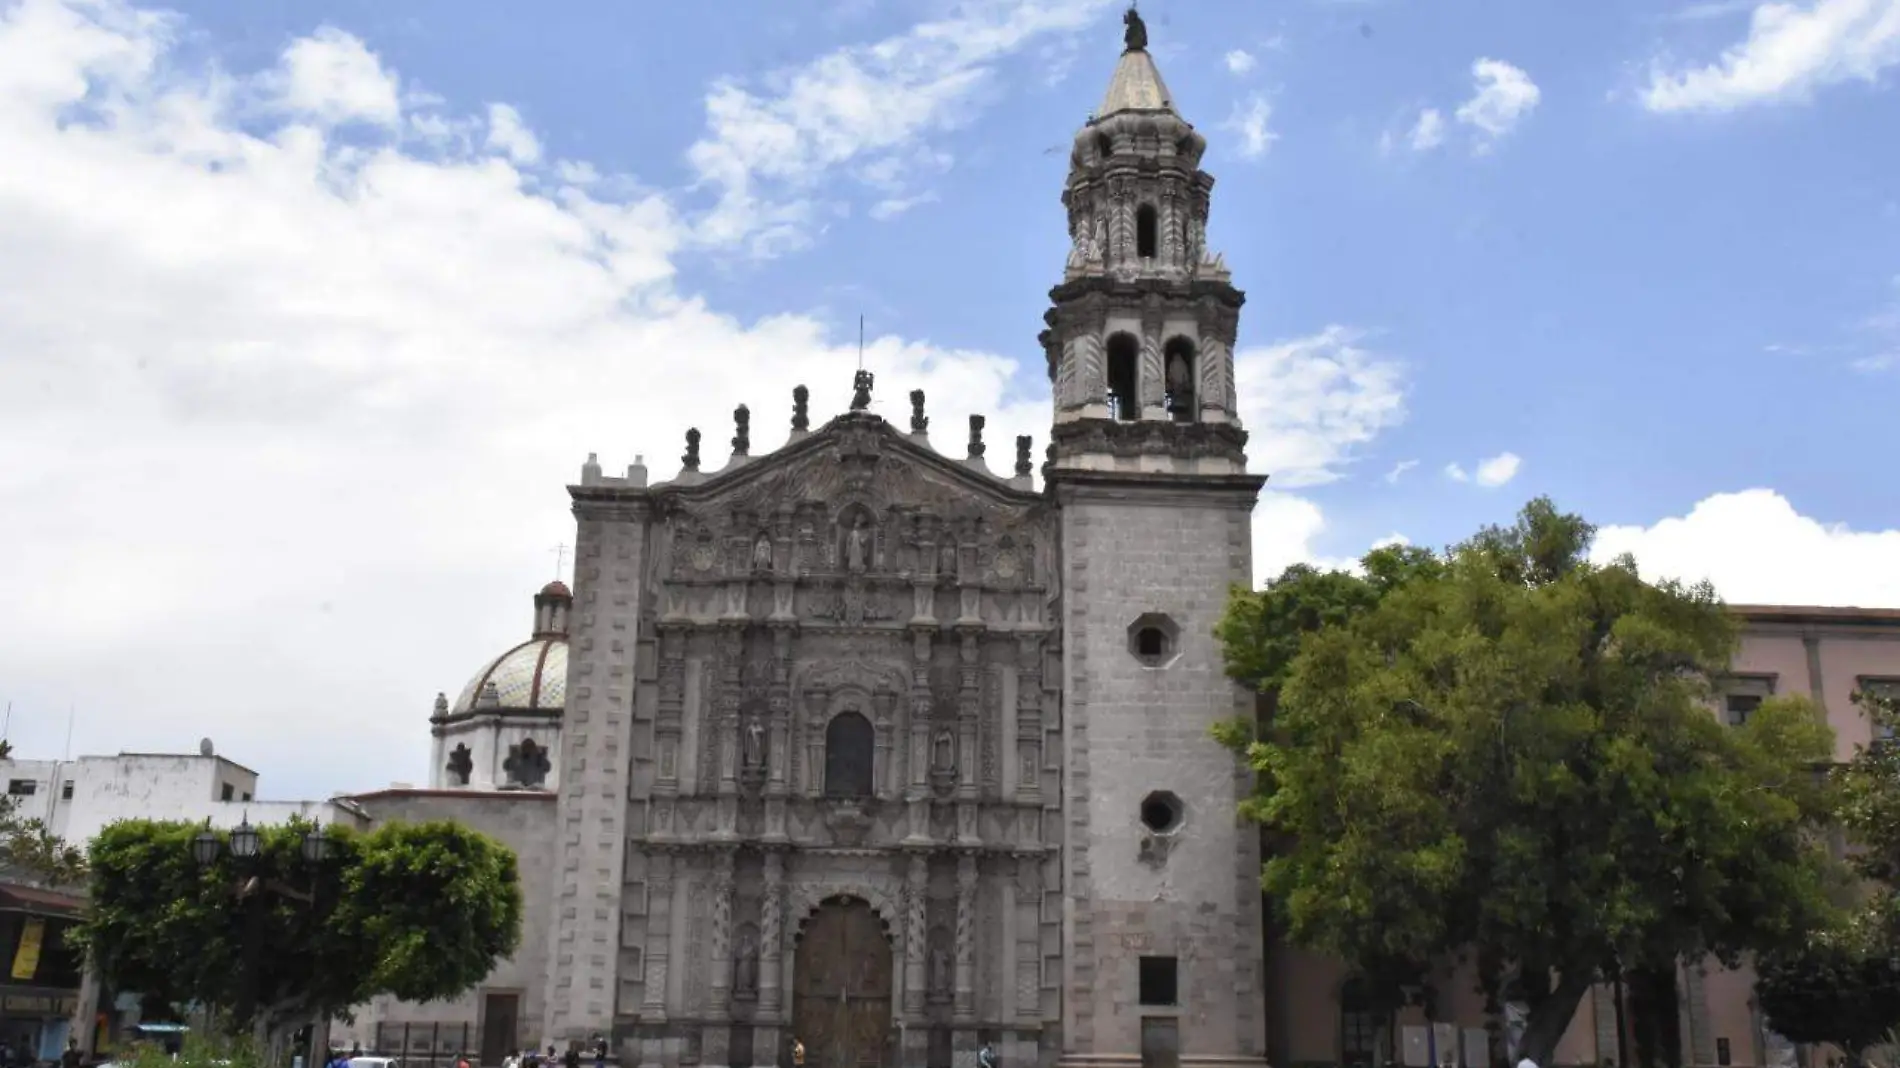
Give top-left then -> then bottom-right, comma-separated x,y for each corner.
369,1022 -> 478,1068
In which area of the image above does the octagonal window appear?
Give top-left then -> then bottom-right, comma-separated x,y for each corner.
1140,790 -> 1185,835
1127,612 -> 1181,667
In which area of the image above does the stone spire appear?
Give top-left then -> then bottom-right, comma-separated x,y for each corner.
1039,9 -> 1246,474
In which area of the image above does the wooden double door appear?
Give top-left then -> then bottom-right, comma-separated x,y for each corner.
793,897 -> 893,1068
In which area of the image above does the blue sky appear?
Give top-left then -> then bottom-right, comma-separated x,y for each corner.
1,0 -> 1897,796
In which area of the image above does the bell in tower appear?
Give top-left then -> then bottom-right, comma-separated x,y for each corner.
1041,3 -> 1248,475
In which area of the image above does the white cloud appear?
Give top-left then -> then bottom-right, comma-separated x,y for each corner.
1408,107 -> 1446,150
1642,0 -> 1900,113
683,0 -> 1118,256
0,0 -> 1402,799
1235,327 -> 1407,488
1455,58 -> 1541,147
1444,451 -> 1522,487
1384,459 -> 1419,483
484,102 -> 541,165
1594,490 -> 1900,608
1225,49 -> 1258,75
270,25 -> 402,126
1224,92 -> 1278,160
1474,451 -> 1522,487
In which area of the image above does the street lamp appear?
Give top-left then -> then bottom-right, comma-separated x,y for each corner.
188,816 -> 333,1035
230,817 -> 261,860
188,816 -> 328,866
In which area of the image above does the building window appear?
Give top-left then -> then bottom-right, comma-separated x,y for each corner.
1136,204 -> 1158,258
6,780 -> 35,797
1340,978 -> 1382,1068
505,738 -> 552,788
824,711 -> 875,799
446,743 -> 474,786
1138,956 -> 1178,1006
1127,612 -> 1181,667
1140,791 -> 1184,834
220,782 -> 235,801
241,792 -> 252,802
1725,694 -> 1761,727
60,781 -> 73,801
1717,1039 -> 1731,1067
1861,678 -> 1900,741
1105,332 -> 1141,421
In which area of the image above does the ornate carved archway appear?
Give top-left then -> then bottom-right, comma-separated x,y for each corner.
792,894 -> 895,1068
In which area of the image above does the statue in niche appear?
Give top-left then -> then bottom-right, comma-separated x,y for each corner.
733,924 -> 761,997
846,516 -> 871,573
445,743 -> 473,786
504,738 -> 551,788
1123,4 -> 1148,52
743,717 -> 767,771
934,729 -> 956,774
927,928 -> 954,1001
1090,214 -> 1107,261
752,532 -> 774,571
1167,348 -> 1193,396
938,539 -> 957,578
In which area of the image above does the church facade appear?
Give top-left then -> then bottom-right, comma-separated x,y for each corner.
348,16 -> 1269,1068
537,16 -> 1266,1068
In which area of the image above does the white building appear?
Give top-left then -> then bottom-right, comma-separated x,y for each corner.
1,746 -> 370,848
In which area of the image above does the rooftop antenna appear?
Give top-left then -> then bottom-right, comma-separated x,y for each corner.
551,542 -> 569,580
64,704 -> 74,761
857,314 -> 866,371
3,701 -> 10,742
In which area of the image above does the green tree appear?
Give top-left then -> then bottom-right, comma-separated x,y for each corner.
1756,689 -> 1900,1066
1218,498 -> 1843,1068
81,817 -> 523,1049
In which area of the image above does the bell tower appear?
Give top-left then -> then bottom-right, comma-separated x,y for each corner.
1048,9 -> 1269,1068
1041,4 -> 1246,473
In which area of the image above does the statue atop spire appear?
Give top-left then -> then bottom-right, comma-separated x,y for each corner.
1122,5 -> 1147,53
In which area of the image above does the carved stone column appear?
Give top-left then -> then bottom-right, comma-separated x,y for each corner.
709,851 -> 736,1010
655,628 -> 686,838
717,626 -> 744,793
1015,634 -> 1043,805
955,631 -> 982,848
904,853 -> 928,1018
873,688 -> 897,799
760,851 -> 786,1018
642,853 -> 674,1019
954,853 -> 977,1021
803,687 -> 828,798
905,629 -> 933,844
1015,856 -> 1042,1020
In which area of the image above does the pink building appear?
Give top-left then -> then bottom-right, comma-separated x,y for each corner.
1266,604 -> 1900,1068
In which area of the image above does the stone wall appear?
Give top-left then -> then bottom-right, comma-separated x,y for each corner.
1053,473 -> 1265,1067
339,789 -> 557,1055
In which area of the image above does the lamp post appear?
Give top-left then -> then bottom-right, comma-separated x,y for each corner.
190,817 -> 333,1038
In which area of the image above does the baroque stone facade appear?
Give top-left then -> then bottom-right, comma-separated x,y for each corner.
537,15 -> 1268,1068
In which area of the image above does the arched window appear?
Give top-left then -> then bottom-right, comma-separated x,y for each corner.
1162,336 -> 1197,422
1105,332 -> 1140,422
1095,132 -> 1113,160
1340,978 -> 1384,1068
824,711 -> 875,799
1136,204 -> 1158,258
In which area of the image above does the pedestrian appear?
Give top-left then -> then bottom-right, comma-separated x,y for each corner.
591,1036 -> 606,1068
60,1041 -> 80,1068
456,1052 -> 472,1068
791,1037 -> 805,1068
978,1043 -> 997,1068
562,1043 -> 581,1068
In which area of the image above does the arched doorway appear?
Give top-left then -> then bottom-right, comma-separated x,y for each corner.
793,896 -> 893,1068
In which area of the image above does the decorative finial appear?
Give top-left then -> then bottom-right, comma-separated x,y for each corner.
732,404 -> 751,456
910,390 -> 928,434
1122,4 -> 1148,53
792,385 -> 810,432
1015,435 -> 1033,478
850,369 -> 875,412
967,414 -> 986,459
683,427 -> 701,472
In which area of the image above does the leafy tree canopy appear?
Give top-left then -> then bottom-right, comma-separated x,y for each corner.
81,817 -> 523,1040
1217,497 -> 1844,1067
1756,689 -> 1900,1065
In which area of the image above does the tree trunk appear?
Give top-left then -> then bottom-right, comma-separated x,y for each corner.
1517,972 -> 1596,1068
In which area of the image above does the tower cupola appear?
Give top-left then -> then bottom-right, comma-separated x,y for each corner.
1042,5 -> 1247,475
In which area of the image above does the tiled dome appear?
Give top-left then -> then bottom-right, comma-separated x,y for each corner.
451,638 -> 567,714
